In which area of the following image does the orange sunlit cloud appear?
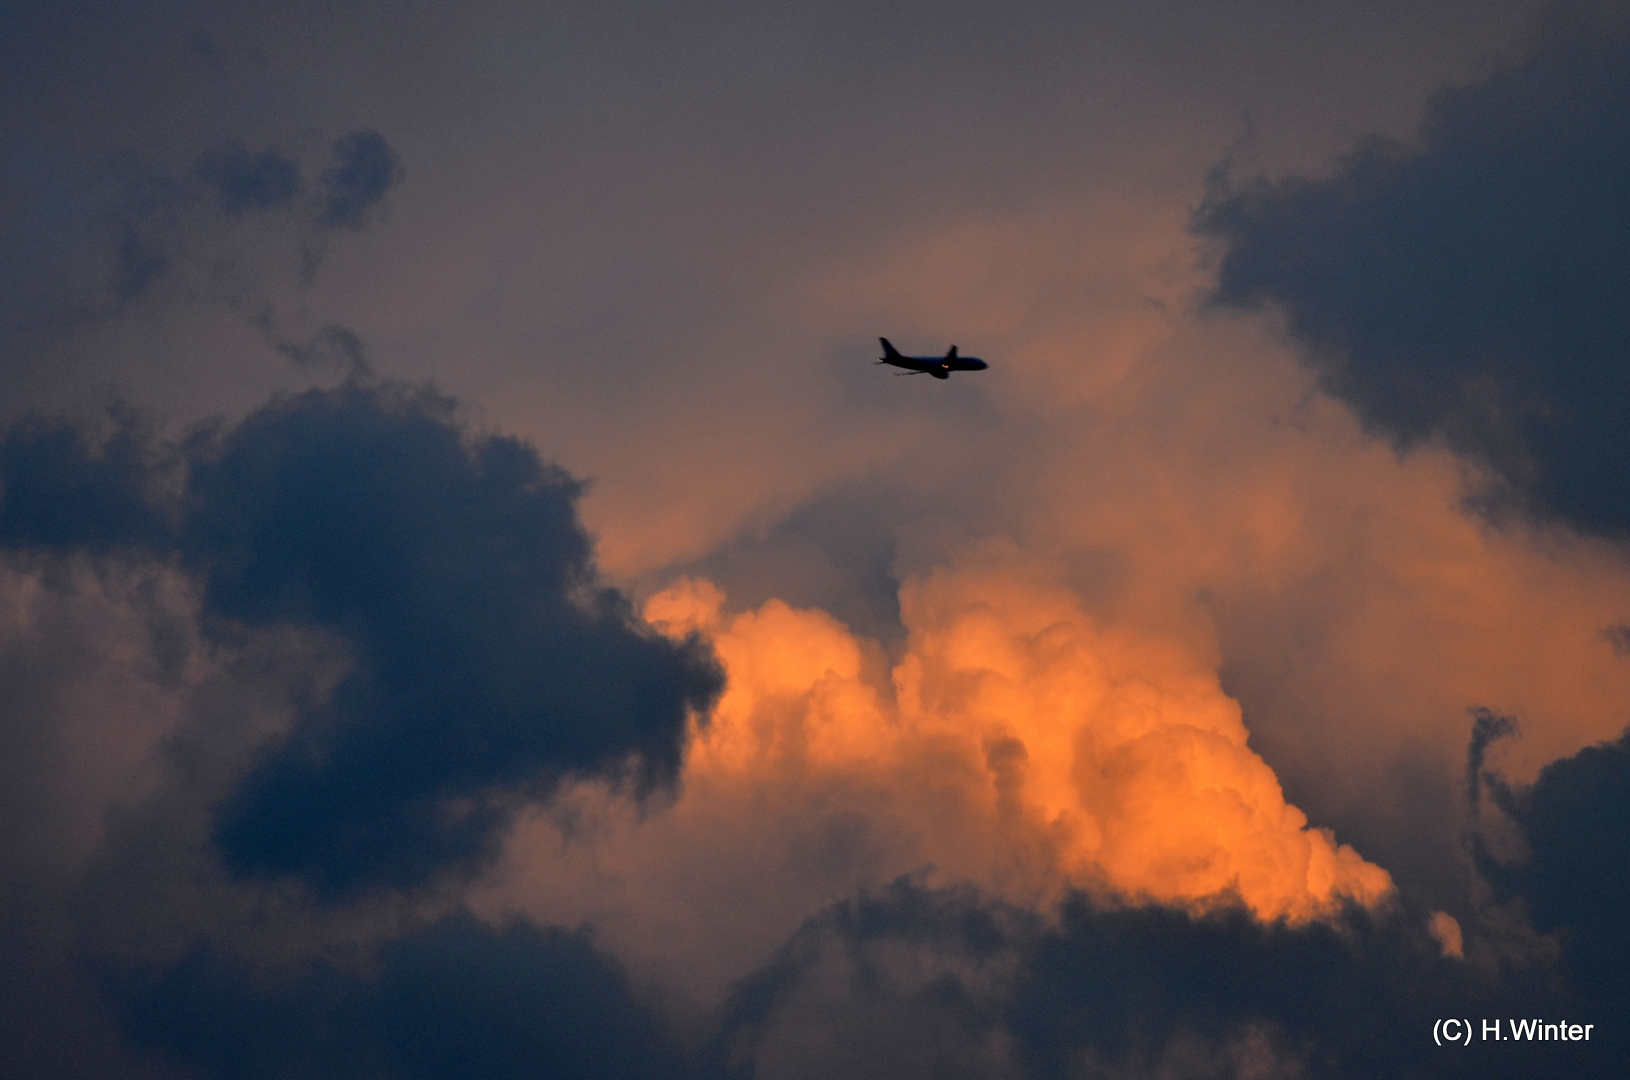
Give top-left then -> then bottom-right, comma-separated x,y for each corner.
473,193 -> 1630,1007
474,548 -> 1394,1000
649,556 -> 1393,921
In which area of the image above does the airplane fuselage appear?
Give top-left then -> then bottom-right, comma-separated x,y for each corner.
877,338 -> 988,379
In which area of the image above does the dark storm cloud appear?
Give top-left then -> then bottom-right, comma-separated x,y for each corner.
193,142 -> 301,216
714,877 -> 1613,1080
1475,721 -> 1630,1014
317,130 -> 402,231
0,408 -> 174,554
193,384 -> 723,894
0,382 -> 723,896
1195,11 -> 1630,535
114,915 -> 696,1080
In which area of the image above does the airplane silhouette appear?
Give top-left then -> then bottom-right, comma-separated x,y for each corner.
877,338 -> 988,379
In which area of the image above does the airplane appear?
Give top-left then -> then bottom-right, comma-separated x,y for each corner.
877,338 -> 988,379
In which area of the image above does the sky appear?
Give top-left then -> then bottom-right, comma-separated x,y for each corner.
2,1 -> 1629,1077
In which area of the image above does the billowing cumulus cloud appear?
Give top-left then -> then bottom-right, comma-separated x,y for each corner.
5,0 -> 1630,1077
741,181 -> 1630,935
665,560 -> 1392,921
0,382 -> 725,1076
0,382 -> 723,896
468,558 -> 1392,1015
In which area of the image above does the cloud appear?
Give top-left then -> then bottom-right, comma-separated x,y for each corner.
710,876 -> 1587,1080
193,142 -> 301,216
0,556 -> 204,1080
6,4 -> 1630,1076
0,406 -> 174,554
675,553 -> 1392,922
673,478 -> 911,646
113,915 -> 695,1080
249,302 -> 372,379
0,127 -> 399,330
1195,10 -> 1630,535
0,380 -> 727,1075
102,152 -> 195,302
317,130 -> 402,231
192,384 -> 723,895
711,879 -> 1029,1079
0,381 -> 723,897
472,555 -> 1393,1010
1476,722 -> 1630,1013
1467,706 -> 1520,821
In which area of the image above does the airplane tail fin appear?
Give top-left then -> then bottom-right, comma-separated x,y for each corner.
880,337 -> 903,359
945,345 -> 958,360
